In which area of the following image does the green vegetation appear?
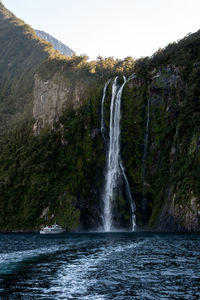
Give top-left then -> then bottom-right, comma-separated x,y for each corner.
121,84 -> 146,224
133,32 -> 200,229
0,1 -> 59,131
0,82 -> 106,230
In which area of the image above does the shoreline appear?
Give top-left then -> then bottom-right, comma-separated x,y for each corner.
0,228 -> 199,234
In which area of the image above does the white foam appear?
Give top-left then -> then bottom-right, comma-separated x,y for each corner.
41,240 -> 144,299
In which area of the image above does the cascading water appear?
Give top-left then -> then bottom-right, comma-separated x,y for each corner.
142,98 -> 150,221
101,76 -> 136,232
101,79 -> 111,143
120,162 -> 136,231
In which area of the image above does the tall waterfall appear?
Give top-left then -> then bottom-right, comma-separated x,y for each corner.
142,98 -> 150,220
101,79 -> 111,143
101,77 -> 136,232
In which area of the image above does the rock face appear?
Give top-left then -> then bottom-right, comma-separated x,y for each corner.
33,73 -> 88,134
142,64 -> 200,232
158,194 -> 200,232
33,73 -> 70,134
35,30 -> 74,56
120,57 -> 200,232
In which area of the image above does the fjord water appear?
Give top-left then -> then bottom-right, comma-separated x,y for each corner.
101,77 -> 136,231
0,232 -> 200,299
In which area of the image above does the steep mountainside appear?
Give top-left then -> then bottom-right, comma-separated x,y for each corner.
35,30 -> 74,57
0,1 -> 56,131
0,1 -> 106,231
121,31 -> 200,231
0,1 -> 199,232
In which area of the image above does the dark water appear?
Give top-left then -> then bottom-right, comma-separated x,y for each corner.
0,232 -> 200,299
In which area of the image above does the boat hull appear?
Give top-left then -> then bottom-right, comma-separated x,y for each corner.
39,231 -> 64,234
39,224 -> 65,234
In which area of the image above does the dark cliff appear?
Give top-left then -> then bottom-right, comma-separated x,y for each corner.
121,33 -> 200,231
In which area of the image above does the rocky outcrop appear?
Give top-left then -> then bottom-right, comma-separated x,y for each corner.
158,194 -> 200,232
33,73 -> 87,134
145,65 -> 200,232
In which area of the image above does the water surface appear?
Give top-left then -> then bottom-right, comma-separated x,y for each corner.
0,232 -> 199,299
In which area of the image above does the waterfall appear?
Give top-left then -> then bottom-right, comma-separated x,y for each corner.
101,79 -> 111,143
101,76 -> 136,232
142,98 -> 150,220
119,162 -> 136,231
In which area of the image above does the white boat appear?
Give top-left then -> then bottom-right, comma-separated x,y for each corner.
40,224 -> 65,234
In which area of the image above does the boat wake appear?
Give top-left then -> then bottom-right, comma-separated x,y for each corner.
41,240 -> 145,299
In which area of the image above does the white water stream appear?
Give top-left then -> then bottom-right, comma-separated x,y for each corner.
101,77 -> 136,231
142,98 -> 150,218
100,79 -> 111,143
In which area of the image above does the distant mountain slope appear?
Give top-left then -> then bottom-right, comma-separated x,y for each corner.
0,1 -> 59,131
35,29 -> 74,56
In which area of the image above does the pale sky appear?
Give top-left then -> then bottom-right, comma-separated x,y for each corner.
2,0 -> 200,60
